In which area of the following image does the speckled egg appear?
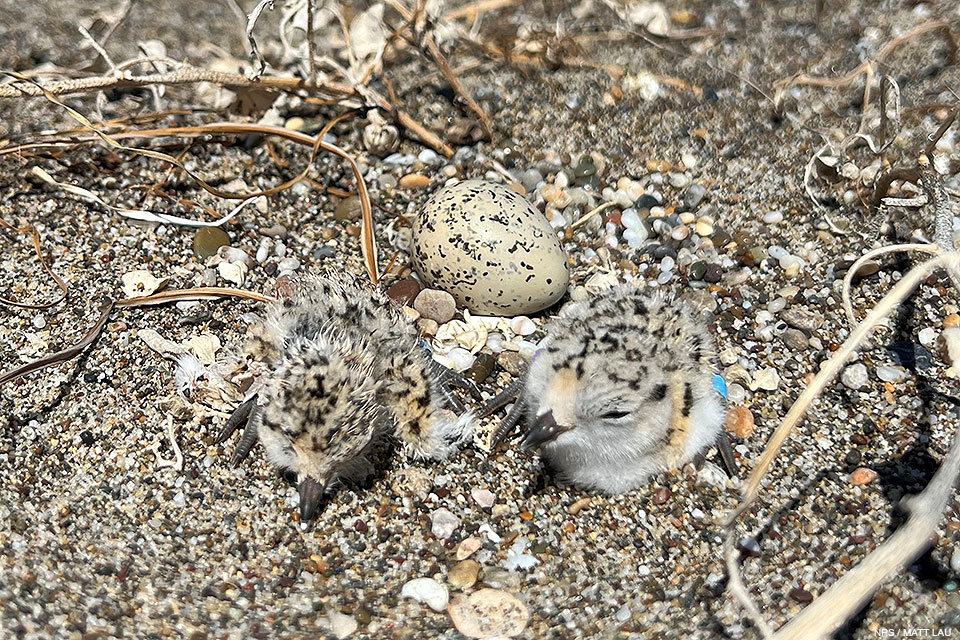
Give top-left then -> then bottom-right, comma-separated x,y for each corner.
412,180 -> 569,316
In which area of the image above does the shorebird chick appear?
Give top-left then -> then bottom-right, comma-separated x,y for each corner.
483,284 -> 729,494
218,272 -> 477,521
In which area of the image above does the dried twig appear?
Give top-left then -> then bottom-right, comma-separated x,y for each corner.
0,288 -> 274,387
0,215 -> 69,309
245,0 -> 276,79
773,20 -> 957,107
724,251 -> 960,631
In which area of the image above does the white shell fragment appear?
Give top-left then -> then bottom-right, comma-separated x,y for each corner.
401,577 -> 449,612
412,180 -> 570,316
121,270 -> 168,298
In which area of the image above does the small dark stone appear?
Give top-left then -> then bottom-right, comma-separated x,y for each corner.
386,278 -> 420,306
712,227 -> 732,248
704,264 -> 722,283
736,536 -> 761,558
466,353 -> 497,385
844,450 -> 862,465
264,261 -> 278,276
634,194 -> 660,210
789,587 -> 814,604
650,244 -> 677,260
83,372 -> 98,383
354,519 -> 369,533
689,261 -> 707,281
850,434 -> 869,445
80,431 -> 96,446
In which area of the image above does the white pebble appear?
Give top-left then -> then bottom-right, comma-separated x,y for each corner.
32,314 -> 46,329
256,238 -> 272,264
277,257 -> 300,271
727,383 -> 746,404
763,211 -> 784,224
623,227 -> 648,248
841,363 -> 869,390
876,365 -> 907,383
431,508 -> 460,539
486,333 -> 505,353
401,578 -> 449,612
918,327 -> 937,347
752,368 -> 780,391
660,256 -> 675,271
621,208 -> 643,231
471,488 -> 495,509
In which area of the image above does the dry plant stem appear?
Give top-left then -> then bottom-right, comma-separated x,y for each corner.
0,66 -> 355,99
0,217 -> 68,309
442,0 -> 522,21
383,0 -> 493,139
245,0 -> 275,79
723,536 -> 774,639
773,419 -> 960,639
841,243 -> 939,329
0,288 -> 274,387
725,252 -> 960,632
5,77 -> 379,284
729,251 -> 960,519
773,20 -> 957,106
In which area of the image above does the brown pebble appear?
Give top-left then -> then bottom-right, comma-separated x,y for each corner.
354,519 -> 368,533
945,314 -> 960,329
850,467 -> 878,486
386,278 -> 420,306
652,487 -> 671,505
334,196 -> 362,221
399,173 -> 431,189
447,560 -> 481,590
725,406 -> 754,438
192,227 -> 230,260
789,587 -> 814,604
466,353 -> 497,385
850,434 -> 869,445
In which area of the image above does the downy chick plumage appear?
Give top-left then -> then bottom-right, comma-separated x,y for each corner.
219,272 -> 475,520
486,284 -> 727,494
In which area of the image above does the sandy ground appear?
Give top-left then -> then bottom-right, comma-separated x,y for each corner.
2,0 -> 960,638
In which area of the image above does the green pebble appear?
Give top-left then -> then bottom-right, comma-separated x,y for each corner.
334,196 -> 362,221
946,580 -> 959,592
467,353 -> 497,385
689,261 -> 707,281
193,227 -> 230,260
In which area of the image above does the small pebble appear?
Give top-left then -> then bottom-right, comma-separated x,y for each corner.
414,289 -> 457,324
781,328 -> 809,351
457,538 -> 482,560
918,327 -> 937,347
753,368 -> 780,391
334,196 -> 362,221
32,314 -> 46,329
781,308 -> 824,331
471,488 -> 495,509
277,257 -> 300,272
850,467 -> 878,486
192,227 -> 230,260
509,317 -> 536,336
386,278 -> 420,306
400,174 -> 431,189
431,508 -> 460,539
789,587 -> 814,604
725,406 -> 754,438
448,560 -> 481,590
876,365 -> 907,383
841,363 -> 869,390
652,487 -> 671,505
401,578 -> 449,612
448,589 -> 529,638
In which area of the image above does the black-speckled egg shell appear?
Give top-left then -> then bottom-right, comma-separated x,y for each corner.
411,180 -> 570,316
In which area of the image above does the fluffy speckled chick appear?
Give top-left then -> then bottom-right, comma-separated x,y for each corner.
485,284 -> 727,494
218,272 -> 475,521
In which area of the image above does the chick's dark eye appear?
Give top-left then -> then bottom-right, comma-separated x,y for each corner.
601,410 -> 631,420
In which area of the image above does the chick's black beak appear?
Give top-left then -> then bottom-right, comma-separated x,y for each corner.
520,410 -> 573,450
298,476 -> 325,522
